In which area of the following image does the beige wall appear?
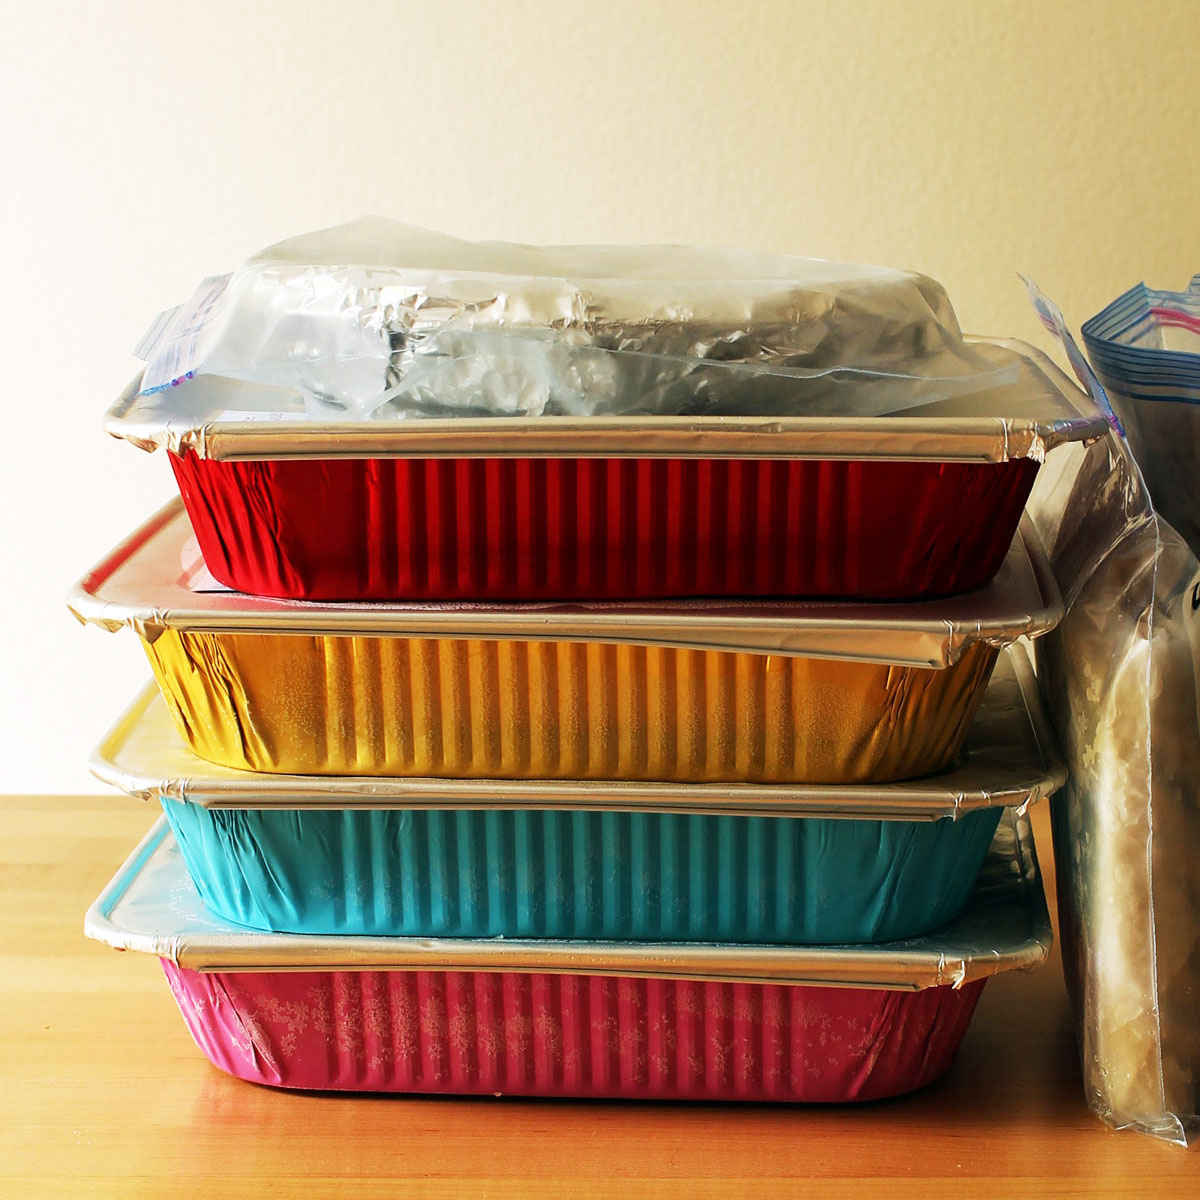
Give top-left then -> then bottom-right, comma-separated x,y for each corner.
3,0 -> 1199,791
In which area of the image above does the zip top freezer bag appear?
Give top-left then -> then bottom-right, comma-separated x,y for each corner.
108,219 -> 1107,602
1027,282 -> 1200,1146
1082,274 -> 1200,559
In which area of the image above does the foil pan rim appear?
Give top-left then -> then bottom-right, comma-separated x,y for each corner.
66,503 -> 1064,665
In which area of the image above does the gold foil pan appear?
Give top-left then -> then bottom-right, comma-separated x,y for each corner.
144,628 -> 1000,781
90,644 -> 1064,817
85,809 -> 1051,989
70,504 -> 1061,783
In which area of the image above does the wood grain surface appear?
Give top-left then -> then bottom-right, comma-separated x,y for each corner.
1,795 -> 1195,1198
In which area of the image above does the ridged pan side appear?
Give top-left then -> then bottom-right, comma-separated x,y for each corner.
172,452 -> 1038,602
162,964 -> 986,1101
161,800 -> 1004,944
143,631 -> 998,782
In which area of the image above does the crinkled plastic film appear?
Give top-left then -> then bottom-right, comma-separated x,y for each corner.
1027,285 -> 1200,1146
128,218 -> 1036,425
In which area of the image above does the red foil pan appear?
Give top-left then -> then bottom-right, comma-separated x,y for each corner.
108,341 -> 1105,601
171,451 -> 1036,601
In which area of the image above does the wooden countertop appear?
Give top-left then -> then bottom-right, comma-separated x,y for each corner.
1,795 -> 1195,1197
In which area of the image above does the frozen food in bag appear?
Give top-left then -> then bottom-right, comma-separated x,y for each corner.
1027,281 -> 1200,1146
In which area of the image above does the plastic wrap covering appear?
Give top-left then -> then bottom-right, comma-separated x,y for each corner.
129,217 -> 1038,423
1027,284 -> 1200,1146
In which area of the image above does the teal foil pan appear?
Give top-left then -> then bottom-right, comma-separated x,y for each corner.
158,798 -> 1004,944
93,649 -> 1063,945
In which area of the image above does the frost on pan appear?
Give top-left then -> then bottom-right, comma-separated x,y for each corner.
159,963 -> 986,1100
1030,432 -> 1200,1146
129,216 -> 1027,422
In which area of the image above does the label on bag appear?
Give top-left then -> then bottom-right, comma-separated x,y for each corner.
1020,274 -> 1124,435
137,274 -> 233,394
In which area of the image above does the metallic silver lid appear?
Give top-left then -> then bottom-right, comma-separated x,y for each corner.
68,501 -> 1062,666
84,807 -> 1050,989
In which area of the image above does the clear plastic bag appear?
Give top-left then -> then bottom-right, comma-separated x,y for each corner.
1027,283 -> 1200,1146
131,217 -> 1029,420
